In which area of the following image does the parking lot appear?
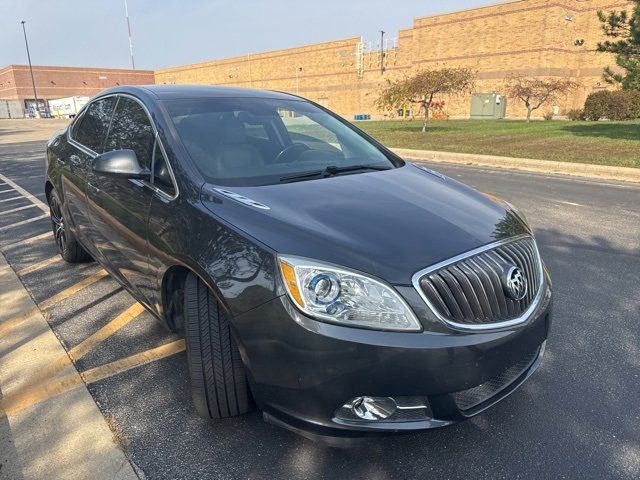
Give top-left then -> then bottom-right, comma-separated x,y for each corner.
1,137 -> 639,479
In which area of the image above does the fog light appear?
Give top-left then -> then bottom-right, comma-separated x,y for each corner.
351,396 -> 397,420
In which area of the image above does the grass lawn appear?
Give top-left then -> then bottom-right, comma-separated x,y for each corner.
356,119 -> 640,168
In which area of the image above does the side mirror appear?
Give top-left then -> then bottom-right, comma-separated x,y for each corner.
92,149 -> 150,179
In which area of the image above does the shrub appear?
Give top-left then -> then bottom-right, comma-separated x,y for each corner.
583,90 -> 640,120
542,111 -> 554,120
565,108 -> 584,121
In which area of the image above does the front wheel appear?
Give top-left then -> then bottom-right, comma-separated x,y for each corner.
184,273 -> 253,419
48,189 -> 91,263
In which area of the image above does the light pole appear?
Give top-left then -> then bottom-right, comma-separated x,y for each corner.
124,0 -> 135,69
380,30 -> 385,75
21,20 -> 40,118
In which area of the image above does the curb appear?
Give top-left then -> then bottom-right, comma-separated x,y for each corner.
0,253 -> 139,480
390,148 -> 640,184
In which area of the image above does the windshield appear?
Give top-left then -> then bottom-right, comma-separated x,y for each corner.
164,97 -> 397,186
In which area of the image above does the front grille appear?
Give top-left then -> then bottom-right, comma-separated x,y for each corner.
452,346 -> 541,411
416,236 -> 542,327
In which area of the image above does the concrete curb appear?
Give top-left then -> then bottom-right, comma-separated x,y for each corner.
0,253 -> 139,480
390,148 -> 640,184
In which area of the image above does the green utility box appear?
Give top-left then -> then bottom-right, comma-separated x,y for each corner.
470,93 -> 506,119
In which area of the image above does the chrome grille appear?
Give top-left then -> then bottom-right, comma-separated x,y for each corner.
414,236 -> 542,328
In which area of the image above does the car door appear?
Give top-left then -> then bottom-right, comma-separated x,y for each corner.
86,95 -> 156,305
62,96 -> 116,253
145,139 -> 180,312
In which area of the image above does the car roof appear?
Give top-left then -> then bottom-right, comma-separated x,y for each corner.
98,84 -> 302,101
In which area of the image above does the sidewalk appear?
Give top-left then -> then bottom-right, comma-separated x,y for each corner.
0,253 -> 138,480
391,148 -> 640,184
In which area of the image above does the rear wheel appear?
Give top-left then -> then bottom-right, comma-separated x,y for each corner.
184,273 -> 252,419
48,190 -> 92,263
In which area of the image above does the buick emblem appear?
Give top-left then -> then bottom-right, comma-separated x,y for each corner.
503,266 -> 527,301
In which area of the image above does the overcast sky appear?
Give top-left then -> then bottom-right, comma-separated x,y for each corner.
1,0 -> 493,70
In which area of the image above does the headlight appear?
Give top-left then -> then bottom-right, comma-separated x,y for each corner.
278,256 -> 422,332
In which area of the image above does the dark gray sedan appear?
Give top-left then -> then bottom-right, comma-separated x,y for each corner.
45,85 -> 552,443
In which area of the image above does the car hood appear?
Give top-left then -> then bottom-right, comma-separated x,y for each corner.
200,164 -> 529,285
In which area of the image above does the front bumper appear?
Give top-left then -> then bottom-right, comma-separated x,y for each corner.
232,281 -> 552,440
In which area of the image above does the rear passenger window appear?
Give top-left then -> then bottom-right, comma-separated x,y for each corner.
104,96 -> 154,168
72,97 -> 115,152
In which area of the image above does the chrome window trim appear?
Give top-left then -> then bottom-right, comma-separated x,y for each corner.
115,93 -> 180,201
67,92 -> 179,201
411,234 -> 545,332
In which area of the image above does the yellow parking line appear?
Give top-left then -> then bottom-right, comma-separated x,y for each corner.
3,231 -> 52,250
81,339 -> 186,384
68,303 -> 145,361
10,304 -> 145,393
0,339 -> 185,416
1,270 -> 108,338
0,195 -> 24,203
0,172 -> 49,213
0,213 -> 49,232
17,255 -> 62,276
0,204 -> 38,216
0,371 -> 83,416
37,269 -> 109,311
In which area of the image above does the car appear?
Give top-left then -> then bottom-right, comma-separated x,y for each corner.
45,85 -> 552,444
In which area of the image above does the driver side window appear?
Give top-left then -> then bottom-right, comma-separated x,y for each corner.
104,96 -> 154,169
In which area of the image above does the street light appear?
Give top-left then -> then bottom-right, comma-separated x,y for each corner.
21,20 -> 40,118
124,0 -> 135,69
380,30 -> 385,75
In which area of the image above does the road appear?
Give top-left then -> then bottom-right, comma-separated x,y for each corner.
1,140 -> 639,479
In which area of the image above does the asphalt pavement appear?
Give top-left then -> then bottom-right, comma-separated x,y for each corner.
1,140 -> 639,479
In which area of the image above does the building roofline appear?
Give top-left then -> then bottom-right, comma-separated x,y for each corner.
1,64 -> 153,74
156,36 -> 361,73
412,0 -> 529,23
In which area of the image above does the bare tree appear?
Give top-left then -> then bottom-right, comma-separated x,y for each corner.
376,67 -> 476,131
504,75 -> 578,122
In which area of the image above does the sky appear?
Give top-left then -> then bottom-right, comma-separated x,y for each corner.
1,0 -> 497,70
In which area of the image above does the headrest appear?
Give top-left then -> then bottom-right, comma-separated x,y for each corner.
221,119 -> 246,144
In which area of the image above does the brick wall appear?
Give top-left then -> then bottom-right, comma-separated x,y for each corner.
155,0 -> 635,119
0,64 -> 154,106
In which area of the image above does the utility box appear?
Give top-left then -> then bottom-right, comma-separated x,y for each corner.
470,93 -> 506,119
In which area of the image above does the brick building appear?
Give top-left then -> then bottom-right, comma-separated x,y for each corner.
155,0 -> 634,119
1,0 -> 633,119
0,64 -> 154,117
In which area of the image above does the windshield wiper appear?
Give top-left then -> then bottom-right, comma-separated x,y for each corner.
279,164 -> 391,183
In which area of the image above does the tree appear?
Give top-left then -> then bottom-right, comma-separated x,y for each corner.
597,1 -> 640,90
504,75 -> 578,122
376,67 -> 475,131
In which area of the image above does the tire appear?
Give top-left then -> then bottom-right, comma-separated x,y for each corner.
184,273 -> 252,419
48,189 -> 92,263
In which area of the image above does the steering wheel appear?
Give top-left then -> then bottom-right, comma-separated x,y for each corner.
273,143 -> 310,164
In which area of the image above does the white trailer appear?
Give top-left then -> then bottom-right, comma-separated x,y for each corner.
48,96 -> 90,119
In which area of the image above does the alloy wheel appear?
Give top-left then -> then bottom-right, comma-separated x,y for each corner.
50,195 -> 67,254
